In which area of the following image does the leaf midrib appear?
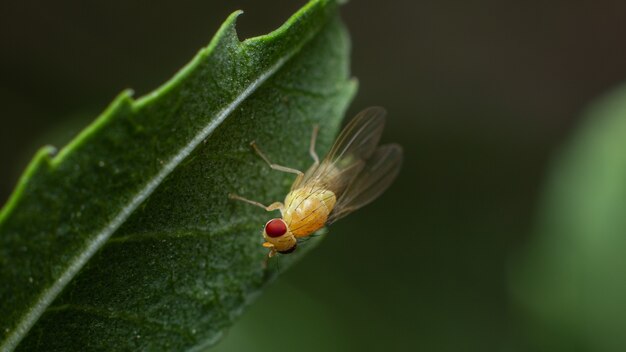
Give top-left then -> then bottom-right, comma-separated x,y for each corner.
0,21 -> 315,352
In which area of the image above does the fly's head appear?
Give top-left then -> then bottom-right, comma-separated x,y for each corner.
262,218 -> 297,255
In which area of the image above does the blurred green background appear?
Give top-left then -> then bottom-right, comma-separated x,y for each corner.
3,1 -> 626,351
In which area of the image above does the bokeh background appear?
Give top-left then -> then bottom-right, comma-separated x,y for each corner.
3,1 -> 626,351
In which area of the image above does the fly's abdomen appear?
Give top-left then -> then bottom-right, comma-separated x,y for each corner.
283,187 -> 336,237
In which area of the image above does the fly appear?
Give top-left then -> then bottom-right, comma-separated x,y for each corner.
229,107 -> 403,258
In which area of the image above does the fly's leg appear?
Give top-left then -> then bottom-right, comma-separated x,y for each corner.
262,248 -> 277,269
228,194 -> 284,213
261,242 -> 277,268
309,124 -> 320,167
250,141 -> 304,185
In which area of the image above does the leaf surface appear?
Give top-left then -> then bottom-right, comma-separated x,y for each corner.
0,0 -> 355,350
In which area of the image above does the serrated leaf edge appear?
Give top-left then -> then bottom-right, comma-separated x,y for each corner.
0,1 -> 336,350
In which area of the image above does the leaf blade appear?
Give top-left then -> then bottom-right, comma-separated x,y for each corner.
0,1 -> 354,350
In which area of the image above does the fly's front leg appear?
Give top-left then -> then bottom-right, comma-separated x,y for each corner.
228,194 -> 284,213
250,141 -> 304,185
309,124 -> 320,167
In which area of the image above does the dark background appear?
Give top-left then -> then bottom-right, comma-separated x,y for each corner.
2,1 -> 626,351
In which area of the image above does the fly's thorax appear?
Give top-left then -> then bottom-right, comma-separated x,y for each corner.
283,187 -> 337,237
263,218 -> 296,253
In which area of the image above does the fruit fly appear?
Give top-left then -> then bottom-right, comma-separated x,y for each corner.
229,107 -> 403,258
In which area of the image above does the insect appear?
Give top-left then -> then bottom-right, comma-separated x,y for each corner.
229,107 -> 403,258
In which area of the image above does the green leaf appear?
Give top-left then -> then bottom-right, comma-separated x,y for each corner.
512,84 -> 626,352
0,0 -> 356,350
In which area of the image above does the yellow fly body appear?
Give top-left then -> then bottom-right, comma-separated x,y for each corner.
230,107 -> 403,258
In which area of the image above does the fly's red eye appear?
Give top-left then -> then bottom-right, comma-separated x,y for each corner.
265,219 -> 287,238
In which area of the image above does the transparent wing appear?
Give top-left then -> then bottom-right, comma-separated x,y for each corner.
293,107 -> 387,195
327,143 -> 403,223
324,106 -> 387,164
290,107 -> 401,224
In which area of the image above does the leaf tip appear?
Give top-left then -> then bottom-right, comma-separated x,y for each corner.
0,145 -> 57,221
217,10 -> 245,43
39,145 -> 58,160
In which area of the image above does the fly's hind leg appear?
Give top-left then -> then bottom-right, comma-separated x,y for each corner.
228,194 -> 284,213
250,141 -> 304,185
